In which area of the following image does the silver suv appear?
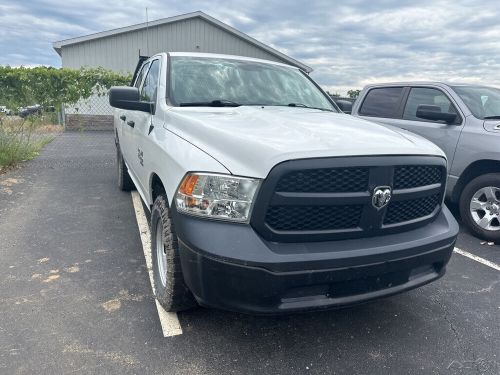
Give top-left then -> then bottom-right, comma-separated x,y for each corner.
352,82 -> 500,242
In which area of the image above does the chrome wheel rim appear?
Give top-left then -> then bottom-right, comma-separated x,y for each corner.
470,186 -> 500,231
156,220 -> 168,287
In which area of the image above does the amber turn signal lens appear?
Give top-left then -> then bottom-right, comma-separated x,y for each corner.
178,174 -> 199,195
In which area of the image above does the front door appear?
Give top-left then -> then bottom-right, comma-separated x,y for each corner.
395,86 -> 464,165
134,59 -> 161,193
120,61 -> 150,182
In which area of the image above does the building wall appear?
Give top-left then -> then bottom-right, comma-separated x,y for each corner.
61,17 -> 289,74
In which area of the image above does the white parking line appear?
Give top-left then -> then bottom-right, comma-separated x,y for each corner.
131,191 -> 183,337
454,247 -> 500,272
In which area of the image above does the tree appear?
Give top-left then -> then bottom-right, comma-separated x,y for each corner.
347,89 -> 361,99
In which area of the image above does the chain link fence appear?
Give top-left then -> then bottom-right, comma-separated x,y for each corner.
63,93 -> 114,131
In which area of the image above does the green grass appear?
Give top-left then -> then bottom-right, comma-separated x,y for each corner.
0,116 -> 57,170
0,134 -> 54,168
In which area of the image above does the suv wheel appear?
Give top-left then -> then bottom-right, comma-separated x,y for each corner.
151,194 -> 197,312
116,147 -> 134,191
459,173 -> 500,242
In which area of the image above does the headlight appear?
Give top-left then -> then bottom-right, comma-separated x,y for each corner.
175,173 -> 260,222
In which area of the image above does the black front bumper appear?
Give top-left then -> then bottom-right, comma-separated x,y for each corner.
172,206 -> 458,315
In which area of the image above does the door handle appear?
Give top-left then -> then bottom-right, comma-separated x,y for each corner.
120,114 -> 126,121
127,120 -> 135,128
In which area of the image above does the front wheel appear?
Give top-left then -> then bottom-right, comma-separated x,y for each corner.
151,195 -> 197,312
459,173 -> 500,242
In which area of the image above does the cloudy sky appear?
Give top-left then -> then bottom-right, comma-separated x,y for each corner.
1,0 -> 500,94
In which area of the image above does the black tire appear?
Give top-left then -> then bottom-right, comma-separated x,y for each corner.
459,173 -> 500,242
116,146 -> 134,191
151,195 -> 197,312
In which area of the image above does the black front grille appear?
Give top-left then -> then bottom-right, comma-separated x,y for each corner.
384,194 -> 440,225
394,165 -> 442,189
251,156 -> 447,242
266,205 -> 363,231
276,168 -> 369,193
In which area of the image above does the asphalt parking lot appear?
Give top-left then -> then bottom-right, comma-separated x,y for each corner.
0,132 -> 498,375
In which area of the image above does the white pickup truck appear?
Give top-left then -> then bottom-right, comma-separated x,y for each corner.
109,52 -> 458,314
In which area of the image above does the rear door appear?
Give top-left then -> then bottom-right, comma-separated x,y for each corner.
356,86 -> 407,127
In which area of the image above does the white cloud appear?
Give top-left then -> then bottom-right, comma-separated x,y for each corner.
1,0 -> 500,93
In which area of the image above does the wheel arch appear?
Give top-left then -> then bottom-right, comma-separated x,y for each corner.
150,173 -> 167,207
452,159 -> 500,202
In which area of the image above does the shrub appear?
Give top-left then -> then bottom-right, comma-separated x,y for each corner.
0,66 -> 131,111
0,115 -> 57,170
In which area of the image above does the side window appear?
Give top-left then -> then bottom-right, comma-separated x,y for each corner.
140,60 -> 160,102
359,87 -> 404,118
403,87 -> 459,123
134,62 -> 150,89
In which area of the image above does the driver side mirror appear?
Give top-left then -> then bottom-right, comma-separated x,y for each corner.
416,104 -> 457,124
109,86 -> 153,113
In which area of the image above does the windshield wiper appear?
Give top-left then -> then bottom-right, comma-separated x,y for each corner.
483,115 -> 500,120
287,103 -> 334,112
179,99 -> 241,107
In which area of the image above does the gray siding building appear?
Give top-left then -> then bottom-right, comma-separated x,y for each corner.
53,11 -> 311,74
52,11 -> 310,130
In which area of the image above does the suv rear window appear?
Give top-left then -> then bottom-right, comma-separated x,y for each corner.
359,87 -> 404,118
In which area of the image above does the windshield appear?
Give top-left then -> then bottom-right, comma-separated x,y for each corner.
169,56 -> 336,111
452,85 -> 500,119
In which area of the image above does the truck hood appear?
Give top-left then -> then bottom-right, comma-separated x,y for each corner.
165,106 -> 445,178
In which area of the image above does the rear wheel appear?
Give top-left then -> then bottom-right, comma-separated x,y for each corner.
116,146 -> 134,191
459,173 -> 500,242
151,194 -> 197,312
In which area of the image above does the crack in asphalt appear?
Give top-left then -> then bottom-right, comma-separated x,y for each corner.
434,292 -> 484,375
